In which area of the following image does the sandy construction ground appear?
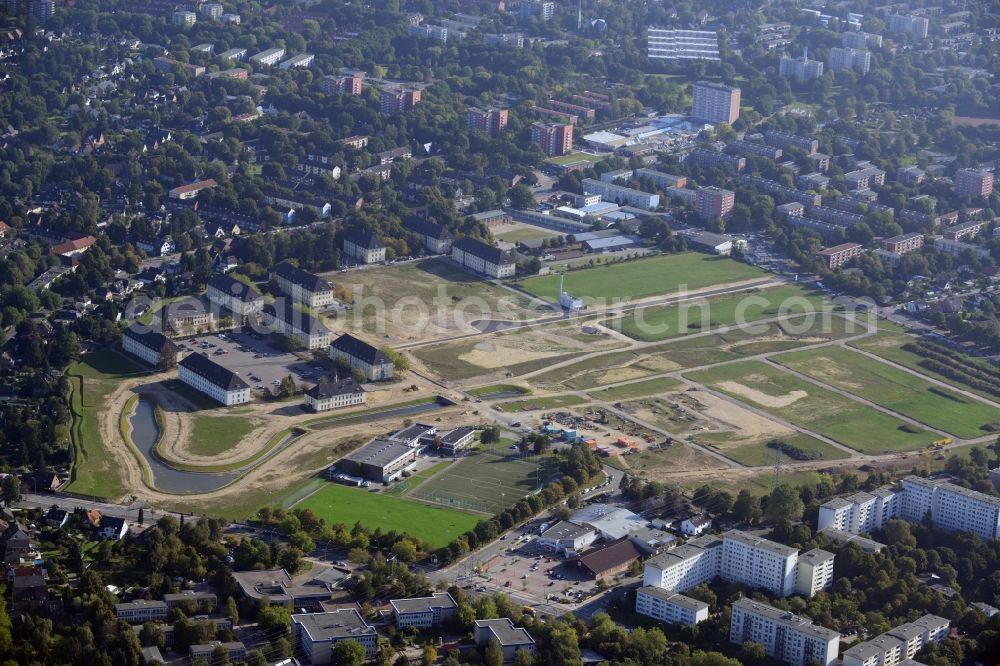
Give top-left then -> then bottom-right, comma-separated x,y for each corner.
685,390 -> 793,439
717,380 -> 808,408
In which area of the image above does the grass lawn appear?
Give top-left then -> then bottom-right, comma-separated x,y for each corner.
694,431 -> 849,466
588,377 -> 684,401
407,452 -> 552,514
294,483 -> 481,548
685,361 -> 935,454
494,226 -> 560,244
682,469 -> 836,497
468,384 -> 531,397
384,461 -> 452,496
850,333 -> 1000,403
772,347 -> 1000,439
187,414 -> 259,457
614,284 -> 829,342
545,152 -> 601,165
516,253 -> 767,303
67,348 -> 148,499
499,394 -> 588,411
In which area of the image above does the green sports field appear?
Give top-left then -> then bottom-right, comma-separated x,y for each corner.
517,253 -> 768,303
686,361 -> 935,454
588,377 -> 684,401
295,483 -> 480,548
407,453 -> 552,514
772,347 -> 1000,439
615,284 -> 830,342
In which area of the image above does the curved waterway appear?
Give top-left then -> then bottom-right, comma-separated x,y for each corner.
127,398 -> 238,493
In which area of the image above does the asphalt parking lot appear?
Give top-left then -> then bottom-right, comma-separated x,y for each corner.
177,331 -> 327,395
482,535 -> 599,605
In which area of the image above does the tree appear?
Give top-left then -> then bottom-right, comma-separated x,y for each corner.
765,484 -> 804,524
256,605 -> 291,634
137,508 -> 144,526
480,425 -> 501,446
139,622 -> 165,649
421,643 -> 437,666
331,639 -> 367,666
1,476 -> 20,504
225,597 -> 239,625
391,540 -> 418,562
732,489 -> 762,525
512,649 -> 534,666
484,638 -> 504,666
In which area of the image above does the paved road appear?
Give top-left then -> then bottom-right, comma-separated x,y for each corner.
15,491 -> 197,525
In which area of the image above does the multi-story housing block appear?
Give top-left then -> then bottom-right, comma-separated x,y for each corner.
380,88 -> 421,113
843,31 -> 883,48
955,168 -> 994,197
695,186 -> 735,220
272,262 -> 335,308
816,242 -> 863,268
303,379 -> 366,412
842,615 -> 948,666
691,81 -> 740,124
451,237 -> 516,278
844,166 -> 886,190
329,334 -> 394,381
647,29 -> 720,61
730,598 -> 840,666
262,300 -> 331,350
829,47 -> 871,74
249,47 -> 285,66
726,140 -> 783,160
531,122 -> 573,156
779,54 -> 825,82
889,14 -> 930,39
122,326 -> 178,370
178,353 -> 250,406
635,169 -> 686,189
466,107 -> 509,137
686,149 -> 746,172
323,70 -> 365,95
900,476 -> 1000,540
206,274 -> 264,321
342,231 -> 386,264
882,233 -> 924,254
763,131 -> 819,154
635,586 -> 709,626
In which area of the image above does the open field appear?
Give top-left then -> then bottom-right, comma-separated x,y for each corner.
187,414 -> 259,457
587,377 -> 684,401
413,324 -> 623,381
499,394 -> 588,411
407,452 -> 553,514
613,284 -> 829,342
516,254 -> 768,303
294,483 -> 481,548
468,384 -> 531,398
605,443 -> 725,477
67,348 -> 149,498
772,347 -> 999,438
545,151 -> 601,165
494,223 -> 561,244
322,259 -> 538,344
850,333 -> 1000,402
695,431 -> 848,467
685,361 -> 935,454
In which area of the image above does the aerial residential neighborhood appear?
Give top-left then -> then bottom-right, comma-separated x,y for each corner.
1,0 -> 999,665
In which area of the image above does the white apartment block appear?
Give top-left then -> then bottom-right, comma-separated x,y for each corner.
842,614 -> 948,666
647,29 -> 720,61
900,476 -> 1000,540
272,262 -> 335,308
582,178 -> 660,210
451,237 -> 516,279
643,531 -> 834,599
178,353 -> 251,406
829,47 -> 871,74
730,598 -> 840,666
819,476 -> 1000,541
115,600 -> 168,623
304,379 -> 366,412
635,586 -> 709,626
249,48 -> 285,67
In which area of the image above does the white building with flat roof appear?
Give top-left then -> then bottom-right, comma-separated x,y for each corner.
730,598 -> 840,666
842,614 -> 948,666
292,609 -> 378,663
647,29 -> 720,61
390,592 -> 458,629
635,586 -> 709,625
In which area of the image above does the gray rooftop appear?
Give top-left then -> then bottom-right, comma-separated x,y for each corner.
115,600 -> 167,612
887,614 -> 949,641
343,438 -> 414,469
800,548 -> 836,565
541,520 -> 595,541
903,475 -> 1000,506
390,592 -> 457,615
821,497 -> 853,510
732,598 -> 840,642
819,527 -> 885,553
475,618 -> 535,647
292,609 -> 376,641
637,586 -> 708,612
722,530 -> 798,557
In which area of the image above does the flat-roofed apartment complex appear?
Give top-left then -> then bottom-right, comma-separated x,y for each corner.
647,29 -> 720,61
643,530 -> 834,599
249,47 -> 285,66
292,609 -> 378,663
691,81 -> 741,124
272,261 -> 335,307
467,106 -> 509,138
115,600 -> 168,623
882,233 -> 924,254
329,333 -> 394,381
531,122 -> 573,157
390,592 -> 458,628
122,326 -> 178,370
304,378 -> 366,412
451,237 -> 516,278
819,476 -> 1000,541
178,352 -> 250,406
635,586 -> 709,626
730,598 -> 840,666
842,614 -> 948,666
815,242 -> 862,269
339,438 -> 418,482
262,300 -> 331,350
582,178 -> 660,210
955,168 -> 994,198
